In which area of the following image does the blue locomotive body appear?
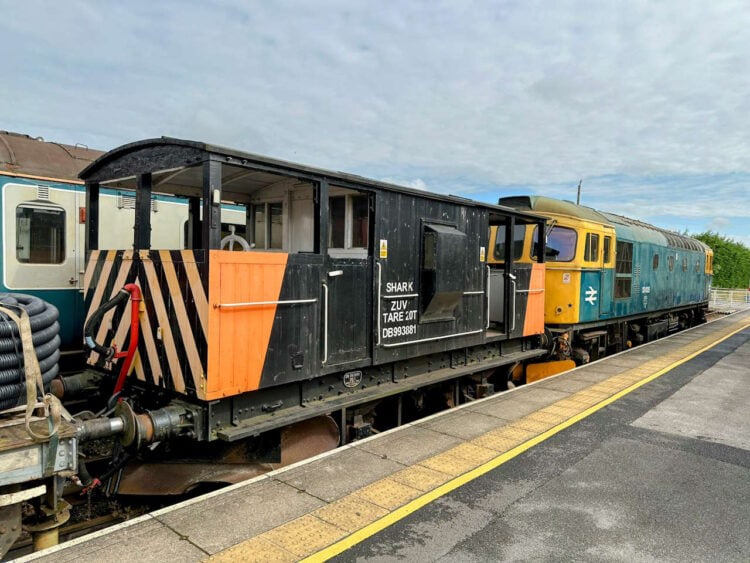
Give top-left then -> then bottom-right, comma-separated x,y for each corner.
499,196 -> 713,361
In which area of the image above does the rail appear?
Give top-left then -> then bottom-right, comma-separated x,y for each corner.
709,288 -> 750,311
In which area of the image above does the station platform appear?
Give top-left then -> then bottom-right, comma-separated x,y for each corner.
18,309 -> 750,562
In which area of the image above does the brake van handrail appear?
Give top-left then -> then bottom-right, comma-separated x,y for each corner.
214,298 -> 317,308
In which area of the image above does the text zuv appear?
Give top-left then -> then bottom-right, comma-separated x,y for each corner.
382,299 -> 418,323
382,281 -> 418,338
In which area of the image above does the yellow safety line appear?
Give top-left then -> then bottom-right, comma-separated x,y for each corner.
301,320 -> 750,562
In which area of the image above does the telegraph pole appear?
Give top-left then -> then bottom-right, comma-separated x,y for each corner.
576,179 -> 582,205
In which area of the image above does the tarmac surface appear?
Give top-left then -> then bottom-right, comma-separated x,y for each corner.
17,310 -> 750,563
337,328 -> 750,562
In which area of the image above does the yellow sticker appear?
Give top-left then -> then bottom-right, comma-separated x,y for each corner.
379,239 -> 388,259
480,246 -> 486,262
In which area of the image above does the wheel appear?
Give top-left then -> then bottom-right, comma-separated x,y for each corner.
220,225 -> 252,251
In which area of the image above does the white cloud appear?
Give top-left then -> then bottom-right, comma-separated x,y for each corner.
2,1 -> 749,242
380,177 -> 428,191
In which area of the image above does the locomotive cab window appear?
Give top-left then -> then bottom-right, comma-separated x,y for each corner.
532,225 -> 576,262
584,233 -> 599,262
16,204 -> 66,264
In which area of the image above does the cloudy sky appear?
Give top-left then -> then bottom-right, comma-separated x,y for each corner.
2,1 -> 749,244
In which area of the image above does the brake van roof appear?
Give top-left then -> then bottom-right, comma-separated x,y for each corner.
80,136 -> 544,222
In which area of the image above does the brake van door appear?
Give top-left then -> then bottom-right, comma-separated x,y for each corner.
324,258 -> 371,366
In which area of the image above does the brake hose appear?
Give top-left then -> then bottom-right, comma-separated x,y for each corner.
83,284 -> 142,397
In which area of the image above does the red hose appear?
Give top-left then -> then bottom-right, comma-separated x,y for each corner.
112,284 -> 141,396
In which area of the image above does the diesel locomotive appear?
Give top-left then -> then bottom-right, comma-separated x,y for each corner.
493,196 -> 712,365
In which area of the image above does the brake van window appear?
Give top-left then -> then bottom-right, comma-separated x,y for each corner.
16,205 -> 65,264
494,224 -> 525,261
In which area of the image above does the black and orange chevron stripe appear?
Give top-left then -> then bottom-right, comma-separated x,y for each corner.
83,249 -> 209,398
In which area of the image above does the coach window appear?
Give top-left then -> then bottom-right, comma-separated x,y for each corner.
653,253 -> 659,270
682,257 -> 688,272
16,204 -> 66,264
668,255 -> 675,271
584,233 -> 599,262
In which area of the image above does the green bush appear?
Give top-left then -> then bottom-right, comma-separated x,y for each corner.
693,232 -> 750,288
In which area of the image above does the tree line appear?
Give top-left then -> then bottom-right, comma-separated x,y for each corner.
693,232 -> 750,289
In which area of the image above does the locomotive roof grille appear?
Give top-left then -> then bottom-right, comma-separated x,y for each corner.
602,211 -> 707,252
500,195 -> 709,253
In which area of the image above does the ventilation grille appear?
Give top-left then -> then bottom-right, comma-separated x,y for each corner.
117,193 -> 158,211
37,186 -> 49,200
117,194 -> 136,209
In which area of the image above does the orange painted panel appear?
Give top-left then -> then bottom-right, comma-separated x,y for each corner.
206,251 -> 288,400
523,262 -> 545,336
526,360 -> 576,382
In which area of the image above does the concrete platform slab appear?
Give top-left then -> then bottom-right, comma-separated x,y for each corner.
468,388 -> 568,419
536,375 -> 596,393
417,410 -> 510,440
594,356 -> 643,369
354,425 -> 462,466
276,447 -> 404,502
33,517 -> 205,563
155,478 -> 325,555
573,363 -> 630,380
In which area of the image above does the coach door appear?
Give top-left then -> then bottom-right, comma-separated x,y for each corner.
324,191 -> 372,366
2,182 -> 83,348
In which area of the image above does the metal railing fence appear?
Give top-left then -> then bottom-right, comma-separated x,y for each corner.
709,288 -> 750,311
